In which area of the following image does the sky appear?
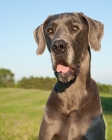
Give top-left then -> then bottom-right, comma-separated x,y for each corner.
0,0 -> 112,84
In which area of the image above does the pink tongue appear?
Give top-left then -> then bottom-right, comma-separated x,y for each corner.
56,64 -> 70,73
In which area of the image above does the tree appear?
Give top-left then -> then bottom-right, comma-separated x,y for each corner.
0,68 -> 15,87
17,76 -> 56,90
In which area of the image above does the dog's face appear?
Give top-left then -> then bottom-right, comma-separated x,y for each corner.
34,12 -> 104,83
44,13 -> 89,82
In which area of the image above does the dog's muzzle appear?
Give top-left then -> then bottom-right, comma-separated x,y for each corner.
51,39 -> 81,83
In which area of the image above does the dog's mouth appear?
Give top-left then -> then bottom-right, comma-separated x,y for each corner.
54,59 -> 80,82
56,60 -> 74,74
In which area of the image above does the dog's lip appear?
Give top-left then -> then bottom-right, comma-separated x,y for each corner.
55,59 -> 81,76
55,60 -> 75,74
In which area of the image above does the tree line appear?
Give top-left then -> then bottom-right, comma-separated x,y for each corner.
0,68 -> 112,92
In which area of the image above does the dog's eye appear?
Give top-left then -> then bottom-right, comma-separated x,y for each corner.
47,28 -> 53,34
72,26 -> 78,31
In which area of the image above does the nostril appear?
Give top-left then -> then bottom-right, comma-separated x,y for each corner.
60,44 -> 66,52
54,45 -> 57,50
60,44 -> 63,47
60,44 -> 64,48
52,44 -> 57,52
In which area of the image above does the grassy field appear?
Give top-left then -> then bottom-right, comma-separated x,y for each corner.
0,88 -> 112,140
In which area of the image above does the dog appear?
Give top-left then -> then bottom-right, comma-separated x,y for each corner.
34,12 -> 106,140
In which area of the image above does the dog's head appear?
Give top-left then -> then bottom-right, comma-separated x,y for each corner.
34,12 -> 104,83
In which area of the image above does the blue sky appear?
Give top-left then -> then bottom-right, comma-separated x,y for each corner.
0,0 -> 112,84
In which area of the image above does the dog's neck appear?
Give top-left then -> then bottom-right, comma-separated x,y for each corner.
55,48 -> 91,93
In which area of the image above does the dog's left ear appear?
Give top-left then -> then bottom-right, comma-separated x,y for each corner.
80,13 -> 104,51
33,24 -> 46,55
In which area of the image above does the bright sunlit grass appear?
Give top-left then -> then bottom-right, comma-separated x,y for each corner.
0,88 -> 112,140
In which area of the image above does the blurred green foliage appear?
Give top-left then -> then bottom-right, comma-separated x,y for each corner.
17,76 -> 56,90
0,68 -> 15,87
97,83 -> 112,92
0,68 -> 112,92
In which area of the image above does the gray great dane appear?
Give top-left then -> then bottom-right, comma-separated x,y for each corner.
34,12 -> 106,140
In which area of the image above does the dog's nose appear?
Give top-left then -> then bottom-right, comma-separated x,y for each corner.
52,40 -> 67,53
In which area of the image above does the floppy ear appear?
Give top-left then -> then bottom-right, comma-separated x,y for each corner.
80,13 -> 104,51
34,15 -> 54,55
33,24 -> 46,55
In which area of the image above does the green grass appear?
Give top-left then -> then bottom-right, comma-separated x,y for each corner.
0,88 -> 50,140
100,92 -> 112,140
0,88 -> 112,140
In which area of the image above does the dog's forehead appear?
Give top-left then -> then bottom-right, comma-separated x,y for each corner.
48,13 -> 81,24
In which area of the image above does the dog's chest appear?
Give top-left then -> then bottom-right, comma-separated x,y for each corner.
51,114 -> 104,140
61,111 -> 91,136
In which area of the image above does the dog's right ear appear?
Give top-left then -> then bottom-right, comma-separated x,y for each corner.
34,15 -> 54,55
33,24 -> 46,55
